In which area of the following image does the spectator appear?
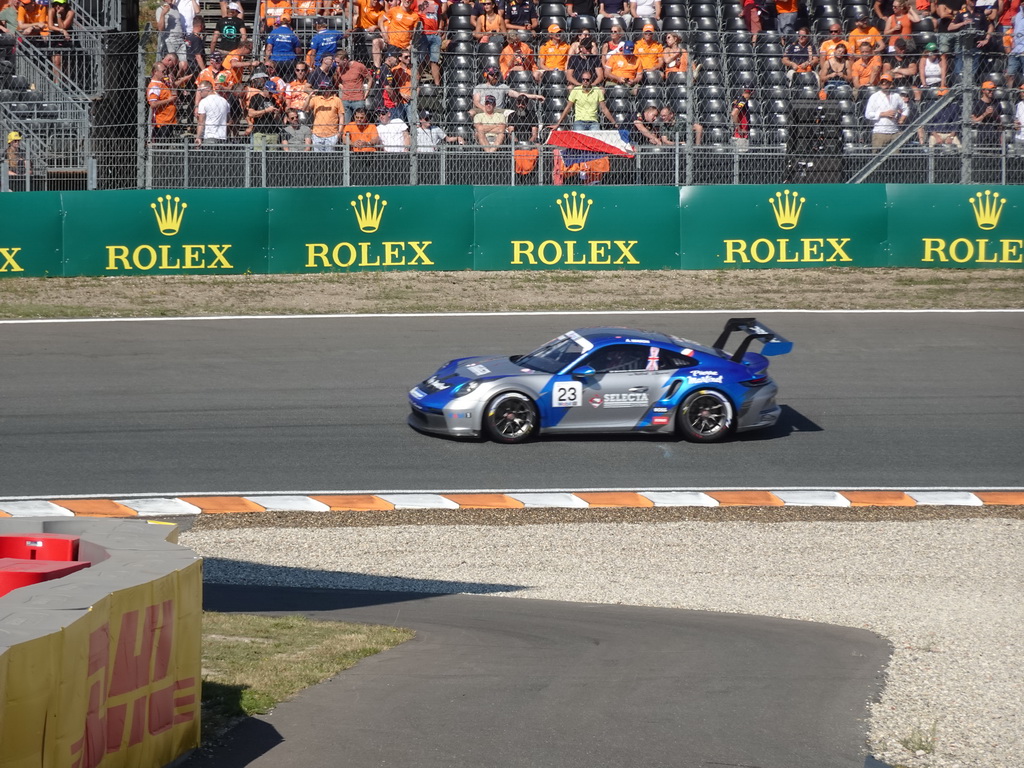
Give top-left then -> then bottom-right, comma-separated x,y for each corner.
865,72 -> 908,148
342,106 -> 380,151
567,0 -> 597,27
147,63 -> 178,142
503,0 -> 539,38
337,50 -> 372,122
262,59 -> 288,103
1014,84 -> 1024,146
820,22 -> 847,63
1009,5 -> 1024,87
195,81 -> 230,144
567,37 -> 604,85
265,16 -> 301,81
308,16 -> 345,67
630,0 -> 660,21
568,28 -> 595,55
416,110 -> 464,150
740,0 -> 761,39
17,0 -> 49,43
175,0 -> 200,42
197,51 -> 233,92
598,0 -> 631,29
0,0 -> 18,52
948,0 -> 990,79
507,93 -> 541,140
308,79 -> 344,150
473,65 -> 510,111
183,17 -> 206,76
309,52 -> 336,91
161,51 -> 192,89
820,42 -> 852,93
604,39 -> 642,86
154,0 -> 181,58
500,30 -> 538,80
883,0 -> 920,53
474,93 -> 507,150
917,42 -> 947,94
48,0 -> 73,81
247,73 -> 282,147
601,22 -> 626,62
210,2 -> 247,56
848,15 -> 884,55
852,40 -> 882,92
926,97 -> 960,147
284,61 -> 312,115
782,27 -> 819,83
370,48 -> 410,118
971,79 -> 1002,146
634,23 -> 663,71
474,0 -> 506,46
775,0 -> 798,39
731,87 -> 751,150
630,103 -> 662,144
661,31 -> 690,74
538,24 -> 570,81
259,0 -> 291,32
658,105 -> 702,144
417,0 -> 445,85
282,107 -> 313,149
6,131 -> 24,176
223,40 -> 257,81
885,38 -> 917,89
376,107 -> 410,151
379,0 -> 420,55
550,71 -> 616,129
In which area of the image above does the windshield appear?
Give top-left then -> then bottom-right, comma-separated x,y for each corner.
517,336 -> 587,374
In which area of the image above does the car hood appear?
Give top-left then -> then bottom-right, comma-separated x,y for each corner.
449,355 -> 537,379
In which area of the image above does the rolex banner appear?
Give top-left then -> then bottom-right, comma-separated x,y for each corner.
0,184 -> 1021,277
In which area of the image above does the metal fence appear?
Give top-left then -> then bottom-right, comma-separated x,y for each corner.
3,21 -> 1024,190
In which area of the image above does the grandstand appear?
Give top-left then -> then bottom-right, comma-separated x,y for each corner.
1,0 -> 1023,190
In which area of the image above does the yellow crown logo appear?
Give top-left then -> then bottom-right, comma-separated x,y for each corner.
151,194 -> 187,236
350,193 -> 387,233
556,191 -> 593,232
968,190 -> 1006,231
768,190 -> 805,230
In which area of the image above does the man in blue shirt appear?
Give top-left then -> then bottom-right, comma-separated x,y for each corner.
265,16 -> 301,81
308,17 -> 345,67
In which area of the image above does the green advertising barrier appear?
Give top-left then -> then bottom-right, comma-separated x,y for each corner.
1,184 -> 1021,277
0,192 -> 63,277
267,186 -> 474,272
473,186 -> 681,270
60,188 -> 270,276
679,184 -> 890,269
886,184 -> 1024,268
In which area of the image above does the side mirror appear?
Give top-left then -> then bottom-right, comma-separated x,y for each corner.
571,365 -> 596,377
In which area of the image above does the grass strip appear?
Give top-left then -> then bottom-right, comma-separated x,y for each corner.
200,612 -> 413,743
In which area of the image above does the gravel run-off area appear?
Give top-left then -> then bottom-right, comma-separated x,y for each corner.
181,511 -> 1024,768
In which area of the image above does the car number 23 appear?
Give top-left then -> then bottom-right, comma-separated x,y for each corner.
553,381 -> 583,408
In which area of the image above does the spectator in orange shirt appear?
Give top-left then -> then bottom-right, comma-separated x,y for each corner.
848,15 -> 884,55
354,0 -> 386,65
537,23 -> 570,81
661,31 -> 689,73
380,0 -> 420,51
819,22 -> 846,62
851,40 -> 882,93
308,80 -> 344,150
147,63 -> 178,141
343,106 -> 381,150
284,61 -> 312,113
604,39 -> 642,86
259,0 -> 291,33
17,0 -> 49,40
500,31 -> 538,80
634,23 -> 664,70
223,39 -> 257,81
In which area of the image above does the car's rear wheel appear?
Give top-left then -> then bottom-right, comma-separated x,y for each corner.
484,392 -> 538,444
677,390 -> 734,442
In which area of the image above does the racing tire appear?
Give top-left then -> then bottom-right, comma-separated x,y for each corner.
484,392 -> 538,444
677,389 -> 734,443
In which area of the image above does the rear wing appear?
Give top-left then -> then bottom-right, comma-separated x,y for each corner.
712,318 -> 793,362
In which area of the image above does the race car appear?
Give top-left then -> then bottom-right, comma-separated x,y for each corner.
408,317 -> 792,444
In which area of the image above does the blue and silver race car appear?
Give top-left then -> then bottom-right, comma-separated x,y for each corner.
408,317 -> 792,443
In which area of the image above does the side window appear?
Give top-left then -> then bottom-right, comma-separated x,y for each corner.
658,349 -> 698,370
586,344 -> 650,373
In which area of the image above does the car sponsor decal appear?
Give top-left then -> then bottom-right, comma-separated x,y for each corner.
552,380 -> 583,408
652,415 -> 671,425
410,387 -> 426,399
426,376 -> 449,390
652,406 -> 670,413
589,396 -> 603,408
624,338 -> 651,344
646,346 -> 660,371
466,364 -> 491,376
603,392 -> 649,408
686,371 -> 724,385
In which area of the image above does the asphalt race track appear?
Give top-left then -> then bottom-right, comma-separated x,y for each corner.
191,584 -> 891,768
2,311 -> 1022,497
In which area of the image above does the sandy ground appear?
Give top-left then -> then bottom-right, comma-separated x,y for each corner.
1,268 -> 1022,318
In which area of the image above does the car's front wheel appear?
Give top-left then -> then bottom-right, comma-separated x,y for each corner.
677,390 -> 734,443
484,392 -> 538,444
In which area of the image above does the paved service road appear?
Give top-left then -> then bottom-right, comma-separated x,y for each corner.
2,311 -> 1022,496
191,584 -> 890,768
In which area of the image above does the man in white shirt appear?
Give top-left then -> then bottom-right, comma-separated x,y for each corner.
376,108 -> 410,152
1014,85 -> 1024,147
195,82 -> 230,144
414,111 -> 465,152
864,73 -> 908,149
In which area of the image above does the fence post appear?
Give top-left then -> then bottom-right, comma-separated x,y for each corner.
960,43 -> 973,185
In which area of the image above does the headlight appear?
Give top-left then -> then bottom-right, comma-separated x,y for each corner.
452,380 -> 483,398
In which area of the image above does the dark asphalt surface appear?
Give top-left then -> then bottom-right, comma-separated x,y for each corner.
191,584 -> 890,768
2,311 -> 1022,497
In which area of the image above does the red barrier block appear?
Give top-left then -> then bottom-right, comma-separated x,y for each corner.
0,533 -> 80,561
0,558 -> 91,597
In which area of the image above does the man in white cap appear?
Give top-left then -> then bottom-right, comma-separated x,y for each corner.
211,1 -> 247,56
